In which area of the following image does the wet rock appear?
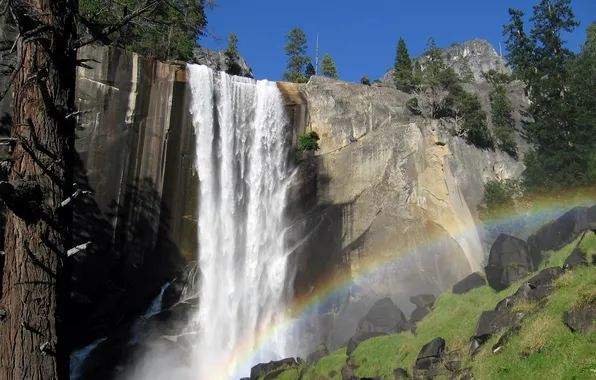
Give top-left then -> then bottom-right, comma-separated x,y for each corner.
485,234 -> 534,291
306,345 -> 329,365
473,310 -> 515,344
410,306 -> 430,324
417,337 -> 445,361
564,247 -> 588,269
409,294 -> 436,308
526,267 -> 563,288
452,272 -> 486,295
357,298 -> 406,334
413,337 -> 445,376
250,358 -> 297,380
563,305 -> 596,335
346,331 -> 386,355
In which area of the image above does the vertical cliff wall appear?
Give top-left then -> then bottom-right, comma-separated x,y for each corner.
0,45 -> 199,349
279,77 -> 524,332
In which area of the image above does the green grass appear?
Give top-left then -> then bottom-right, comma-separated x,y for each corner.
303,233 -> 596,380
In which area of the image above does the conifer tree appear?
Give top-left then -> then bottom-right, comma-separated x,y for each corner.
503,0 -> 586,191
460,56 -> 475,82
393,38 -> 414,92
321,53 -> 338,79
225,32 -> 242,76
305,62 -> 316,79
282,27 -> 310,83
489,83 -> 517,157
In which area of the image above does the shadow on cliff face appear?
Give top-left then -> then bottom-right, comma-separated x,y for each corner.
69,150 -> 186,354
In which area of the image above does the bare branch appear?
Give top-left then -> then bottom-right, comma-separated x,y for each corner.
0,37 -> 22,101
67,241 -> 92,257
59,188 -> 92,208
74,0 -> 160,49
64,110 -> 90,119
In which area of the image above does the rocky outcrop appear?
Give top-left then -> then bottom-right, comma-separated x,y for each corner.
290,76 -> 523,311
192,47 -> 254,78
381,39 -> 510,84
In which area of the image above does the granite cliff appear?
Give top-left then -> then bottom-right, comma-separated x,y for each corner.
0,41 -> 525,373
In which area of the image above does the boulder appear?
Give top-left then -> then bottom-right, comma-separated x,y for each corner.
563,305 -> 596,335
452,272 -> 486,295
564,247 -> 588,269
357,298 -> 406,334
472,310 -> 515,345
410,306 -> 430,324
306,345 -> 329,365
526,267 -> 564,288
588,205 -> 596,231
494,296 -> 516,312
413,337 -> 446,376
444,350 -> 461,372
346,331 -> 386,356
409,294 -> 436,308
341,365 -> 357,380
250,358 -> 297,380
527,207 -> 589,266
416,337 -> 446,361
485,234 -> 534,291
393,368 -> 409,378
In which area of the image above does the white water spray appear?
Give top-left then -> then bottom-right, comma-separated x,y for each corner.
187,65 -> 296,379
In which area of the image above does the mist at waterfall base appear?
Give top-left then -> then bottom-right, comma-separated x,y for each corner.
125,65 -> 305,380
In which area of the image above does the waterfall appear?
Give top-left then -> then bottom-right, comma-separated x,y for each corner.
187,65 -> 296,379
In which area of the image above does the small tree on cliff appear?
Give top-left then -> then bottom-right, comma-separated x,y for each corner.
305,62 -> 316,79
225,32 -> 243,76
320,53 -> 338,79
393,38 -> 414,92
282,28 -> 310,83
0,1 -> 211,379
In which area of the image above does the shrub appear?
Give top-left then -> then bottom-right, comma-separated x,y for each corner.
360,76 -> 371,85
298,131 -> 320,152
406,97 -> 422,115
477,179 -> 522,221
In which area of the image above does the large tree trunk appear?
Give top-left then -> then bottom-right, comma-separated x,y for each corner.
0,0 -> 77,378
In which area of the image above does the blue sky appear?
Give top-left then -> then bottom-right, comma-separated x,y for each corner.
200,0 -> 595,83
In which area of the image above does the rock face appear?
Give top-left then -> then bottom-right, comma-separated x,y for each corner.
289,76 -> 523,311
0,45 -> 197,351
192,47 -> 254,78
381,39 -> 510,84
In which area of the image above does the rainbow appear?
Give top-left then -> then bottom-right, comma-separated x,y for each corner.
213,188 -> 596,380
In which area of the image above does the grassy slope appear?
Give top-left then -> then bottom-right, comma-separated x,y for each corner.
304,233 -> 596,380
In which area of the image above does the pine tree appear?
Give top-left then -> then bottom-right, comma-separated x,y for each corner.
504,1 -> 583,191
321,53 -> 338,79
305,62 -> 316,79
282,27 -> 310,83
225,32 -> 242,76
489,84 -> 517,157
393,38 -> 414,92
460,55 -> 475,82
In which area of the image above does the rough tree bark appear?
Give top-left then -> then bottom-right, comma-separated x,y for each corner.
0,0 -> 77,378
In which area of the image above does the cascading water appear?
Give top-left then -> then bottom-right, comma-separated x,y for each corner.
187,65 -> 297,379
